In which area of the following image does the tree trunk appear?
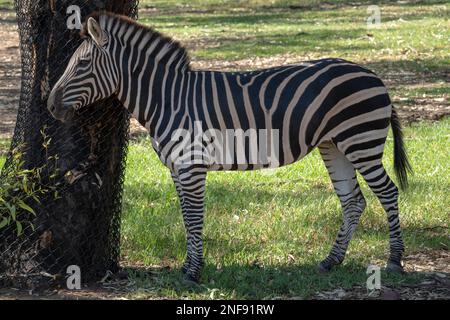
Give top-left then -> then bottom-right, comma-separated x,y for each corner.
0,0 -> 138,290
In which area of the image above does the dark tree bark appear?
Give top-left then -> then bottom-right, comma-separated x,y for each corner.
0,0 -> 138,289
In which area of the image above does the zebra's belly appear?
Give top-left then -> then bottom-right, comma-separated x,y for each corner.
206,159 -> 300,172
204,142 -> 312,172
156,124 -> 314,172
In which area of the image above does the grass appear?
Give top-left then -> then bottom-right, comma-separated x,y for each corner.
119,118 -> 450,299
0,0 -> 13,9
137,0 -> 449,103
0,139 -> 8,168
139,1 -> 449,63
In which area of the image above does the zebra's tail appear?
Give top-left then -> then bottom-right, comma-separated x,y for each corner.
391,106 -> 412,190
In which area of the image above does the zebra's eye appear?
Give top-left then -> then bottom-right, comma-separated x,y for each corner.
79,58 -> 90,67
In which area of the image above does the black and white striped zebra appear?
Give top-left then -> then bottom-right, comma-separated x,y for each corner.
48,13 -> 411,283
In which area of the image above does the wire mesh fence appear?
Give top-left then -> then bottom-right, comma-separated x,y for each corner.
0,0 -> 139,290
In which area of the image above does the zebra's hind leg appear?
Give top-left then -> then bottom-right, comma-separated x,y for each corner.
175,166 -> 207,284
353,162 -> 405,273
318,141 -> 367,272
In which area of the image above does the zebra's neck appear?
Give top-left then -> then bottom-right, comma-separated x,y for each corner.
101,14 -> 190,136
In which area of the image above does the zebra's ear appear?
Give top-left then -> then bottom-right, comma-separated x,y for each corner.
87,17 -> 105,47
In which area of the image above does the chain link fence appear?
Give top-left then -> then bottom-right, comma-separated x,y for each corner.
0,0 -> 139,290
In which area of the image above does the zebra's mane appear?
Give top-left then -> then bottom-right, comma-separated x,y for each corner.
81,12 -> 191,70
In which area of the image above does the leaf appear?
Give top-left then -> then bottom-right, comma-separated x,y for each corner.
16,221 -> 23,236
0,218 -> 9,229
22,177 -> 29,193
28,221 -> 35,232
32,195 -> 41,204
6,203 -> 16,221
17,200 -> 36,216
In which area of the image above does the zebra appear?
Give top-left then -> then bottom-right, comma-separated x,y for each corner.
47,13 -> 411,283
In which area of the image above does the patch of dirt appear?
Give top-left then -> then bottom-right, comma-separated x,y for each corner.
313,249 -> 450,300
0,267 -> 156,300
394,97 -> 450,124
0,285 -> 131,300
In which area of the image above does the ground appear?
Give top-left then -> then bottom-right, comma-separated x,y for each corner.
0,249 -> 448,300
0,0 -> 449,300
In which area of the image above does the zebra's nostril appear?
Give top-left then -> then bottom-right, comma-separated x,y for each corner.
49,104 -> 56,113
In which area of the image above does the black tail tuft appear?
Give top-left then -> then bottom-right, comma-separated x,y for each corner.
391,107 -> 412,190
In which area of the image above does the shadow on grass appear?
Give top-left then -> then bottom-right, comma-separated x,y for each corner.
198,27 -> 372,54
143,0 -> 448,25
266,0 -> 450,11
142,0 -> 449,16
122,174 -> 449,265
122,177 -> 336,261
123,260 -> 433,299
365,59 -> 450,78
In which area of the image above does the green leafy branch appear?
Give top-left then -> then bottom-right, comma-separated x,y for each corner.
0,126 -> 60,236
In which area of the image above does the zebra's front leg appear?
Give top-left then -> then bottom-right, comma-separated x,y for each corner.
318,142 -> 367,272
171,173 -> 192,274
175,166 -> 207,283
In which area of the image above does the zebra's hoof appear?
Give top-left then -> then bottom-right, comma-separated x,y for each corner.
317,260 -> 334,273
181,264 -> 189,274
183,273 -> 200,286
386,262 -> 405,274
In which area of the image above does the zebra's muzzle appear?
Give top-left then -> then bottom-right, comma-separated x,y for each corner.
47,87 -> 74,122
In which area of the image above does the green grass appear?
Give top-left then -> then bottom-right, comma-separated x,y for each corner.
0,139 -> 9,167
139,1 -> 449,63
137,0 -> 449,103
120,118 -> 450,299
0,0 -> 13,9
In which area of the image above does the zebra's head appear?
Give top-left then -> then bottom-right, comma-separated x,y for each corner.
47,16 -> 116,122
